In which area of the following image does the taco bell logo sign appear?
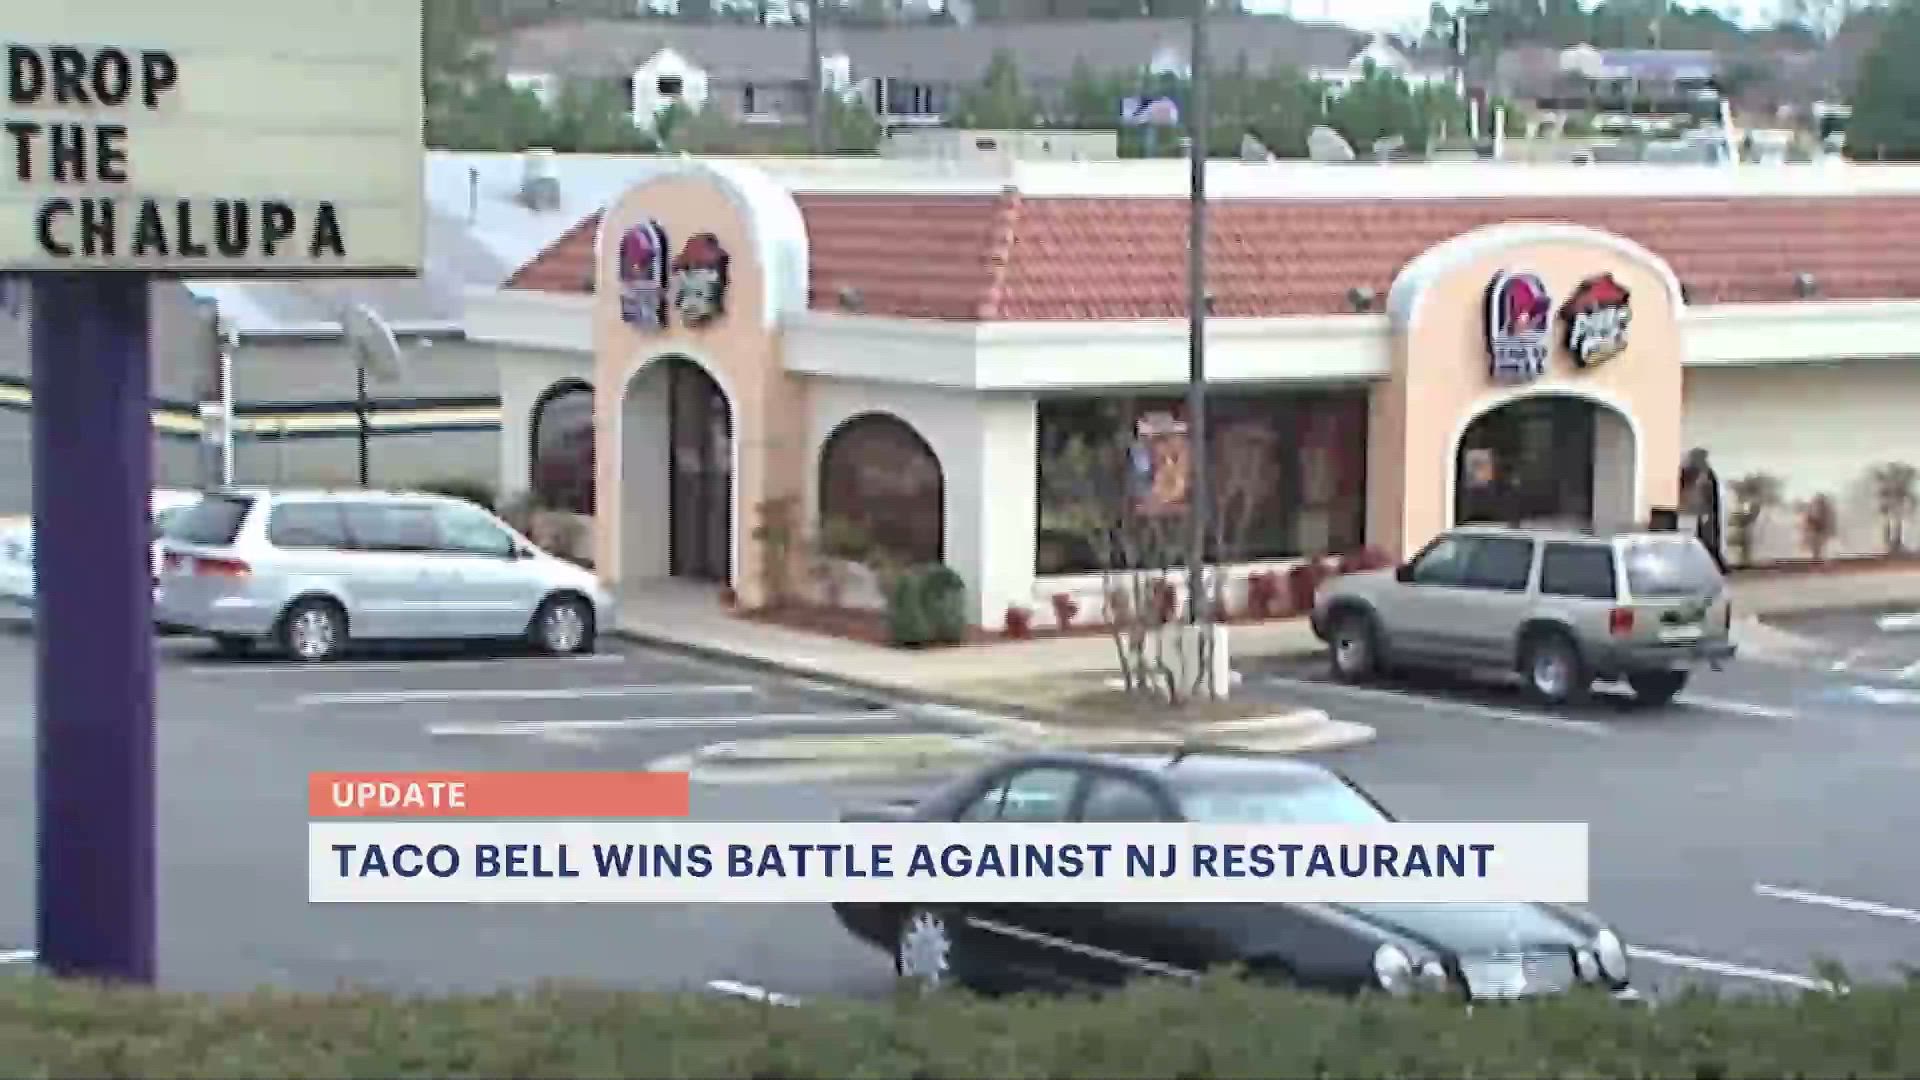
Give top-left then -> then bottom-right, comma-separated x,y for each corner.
1484,270 -> 1552,382
1560,273 -> 1632,367
617,221 -> 670,330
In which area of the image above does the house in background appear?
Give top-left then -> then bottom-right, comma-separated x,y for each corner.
491,18 -> 1456,132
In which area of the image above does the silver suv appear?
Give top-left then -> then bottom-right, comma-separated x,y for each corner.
1310,526 -> 1735,706
155,488 -> 616,662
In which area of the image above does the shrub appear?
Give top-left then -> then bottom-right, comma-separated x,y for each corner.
1003,604 -> 1033,639
886,564 -> 966,647
1285,561 -> 1327,613
1050,592 -> 1079,629
1245,570 -> 1281,618
1728,472 -> 1784,566
416,478 -> 495,510
1149,578 -> 1179,625
1869,461 -> 1917,554
5,972 -> 1920,1076
1338,545 -> 1393,574
1799,493 -> 1838,561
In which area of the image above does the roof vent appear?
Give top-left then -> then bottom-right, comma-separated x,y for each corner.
1793,272 -> 1818,298
1347,286 -> 1377,312
520,148 -> 561,211
837,285 -> 864,311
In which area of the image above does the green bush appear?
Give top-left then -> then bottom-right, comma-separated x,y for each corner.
3,972 -> 1919,1077
886,563 -> 967,647
416,479 -> 496,510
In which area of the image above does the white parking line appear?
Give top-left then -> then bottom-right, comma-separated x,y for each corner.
1256,675 -> 1613,737
184,655 -> 626,675
0,948 -> 34,964
1898,659 -> 1920,681
427,712 -> 900,737
1628,946 -> 1833,991
1851,685 -> 1920,707
1674,695 -> 1797,721
1755,883 -> 1920,924
706,979 -> 801,1006
1877,613 -> 1920,632
298,685 -> 760,707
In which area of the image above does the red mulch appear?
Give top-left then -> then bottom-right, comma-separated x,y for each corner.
1731,553 -> 1920,579
740,602 -> 1309,650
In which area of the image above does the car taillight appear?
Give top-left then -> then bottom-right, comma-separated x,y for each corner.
195,556 -> 250,578
1608,608 -> 1635,636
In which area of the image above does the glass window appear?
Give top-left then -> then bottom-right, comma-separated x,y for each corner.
818,414 -> 944,565
151,506 -> 189,540
1623,538 -> 1722,597
530,382 -> 594,516
267,503 -> 350,550
1033,391 -> 1370,575
959,767 -> 1080,822
1461,536 -> 1534,592
433,502 -> 515,557
1176,778 -> 1391,825
341,502 -> 438,552
1540,543 -> 1617,600
1408,535 -> 1473,586
165,495 -> 252,546
1079,776 -> 1166,822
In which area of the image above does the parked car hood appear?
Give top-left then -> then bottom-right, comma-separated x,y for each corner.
1331,902 -> 1595,954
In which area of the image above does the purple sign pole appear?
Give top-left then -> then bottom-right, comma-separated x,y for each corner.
29,272 -> 157,983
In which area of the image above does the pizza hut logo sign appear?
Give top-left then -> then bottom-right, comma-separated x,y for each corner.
616,221 -> 670,330
670,233 -> 730,327
1560,273 -> 1632,367
1484,270 -> 1552,382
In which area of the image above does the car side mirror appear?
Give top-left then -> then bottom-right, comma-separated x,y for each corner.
1394,563 -> 1415,583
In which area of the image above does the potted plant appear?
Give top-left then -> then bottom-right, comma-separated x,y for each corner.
1798,493 -> 1838,563
1870,462 -> 1917,554
1727,472 -> 1784,567
1050,592 -> 1079,630
1003,604 -> 1034,639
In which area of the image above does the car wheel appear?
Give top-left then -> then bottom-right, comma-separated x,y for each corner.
1520,631 -> 1589,706
212,634 -> 254,659
894,907 -> 958,991
278,598 -> 346,663
1627,670 -> 1689,706
1328,610 -> 1381,684
530,594 -> 595,656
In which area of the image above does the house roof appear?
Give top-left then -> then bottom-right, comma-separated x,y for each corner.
505,189 -> 1920,320
491,17 -> 1407,85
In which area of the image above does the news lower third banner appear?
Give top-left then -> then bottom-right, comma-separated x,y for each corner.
308,772 -> 1590,905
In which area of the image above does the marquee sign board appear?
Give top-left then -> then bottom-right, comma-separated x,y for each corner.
2,0 -> 424,275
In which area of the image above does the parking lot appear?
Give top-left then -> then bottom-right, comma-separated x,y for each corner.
0,615 -> 1916,1004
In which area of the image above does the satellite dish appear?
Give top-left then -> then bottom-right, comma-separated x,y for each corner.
1307,126 -> 1356,162
342,302 -> 406,384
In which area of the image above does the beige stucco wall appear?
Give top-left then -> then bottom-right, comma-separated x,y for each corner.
1371,227 -> 1685,558
591,176 -> 809,607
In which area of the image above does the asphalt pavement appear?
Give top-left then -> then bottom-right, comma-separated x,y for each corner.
0,619 -> 1916,1006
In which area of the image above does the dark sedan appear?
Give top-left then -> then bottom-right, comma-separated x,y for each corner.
832,750 -> 1638,1002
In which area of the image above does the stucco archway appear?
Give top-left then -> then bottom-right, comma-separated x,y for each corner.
615,353 -> 738,589
1451,389 -> 1640,533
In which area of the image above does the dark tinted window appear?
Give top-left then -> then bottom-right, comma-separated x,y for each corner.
165,496 -> 252,546
1462,536 -> 1534,591
818,414 -> 944,565
530,382 -> 594,516
1540,543 -> 1616,599
958,767 -> 1079,822
1624,538 -> 1722,597
1408,534 -> 1473,585
1079,776 -> 1166,822
342,502 -> 438,552
267,503 -> 350,549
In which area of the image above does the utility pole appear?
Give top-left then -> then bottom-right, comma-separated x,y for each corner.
806,0 -> 826,154
1184,0 -> 1210,626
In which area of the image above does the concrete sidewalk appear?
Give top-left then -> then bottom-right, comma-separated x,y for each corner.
616,568 -> 1920,697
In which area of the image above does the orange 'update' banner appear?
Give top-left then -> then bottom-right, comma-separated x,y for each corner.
308,771 -> 691,818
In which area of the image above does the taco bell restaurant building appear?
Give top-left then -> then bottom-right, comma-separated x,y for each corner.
467,158 -> 1920,631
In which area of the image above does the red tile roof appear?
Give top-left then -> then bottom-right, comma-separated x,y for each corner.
505,193 -> 1920,319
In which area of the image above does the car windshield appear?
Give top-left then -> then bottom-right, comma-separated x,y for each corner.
1623,538 -> 1721,597
1175,777 -> 1392,825
164,495 -> 253,546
